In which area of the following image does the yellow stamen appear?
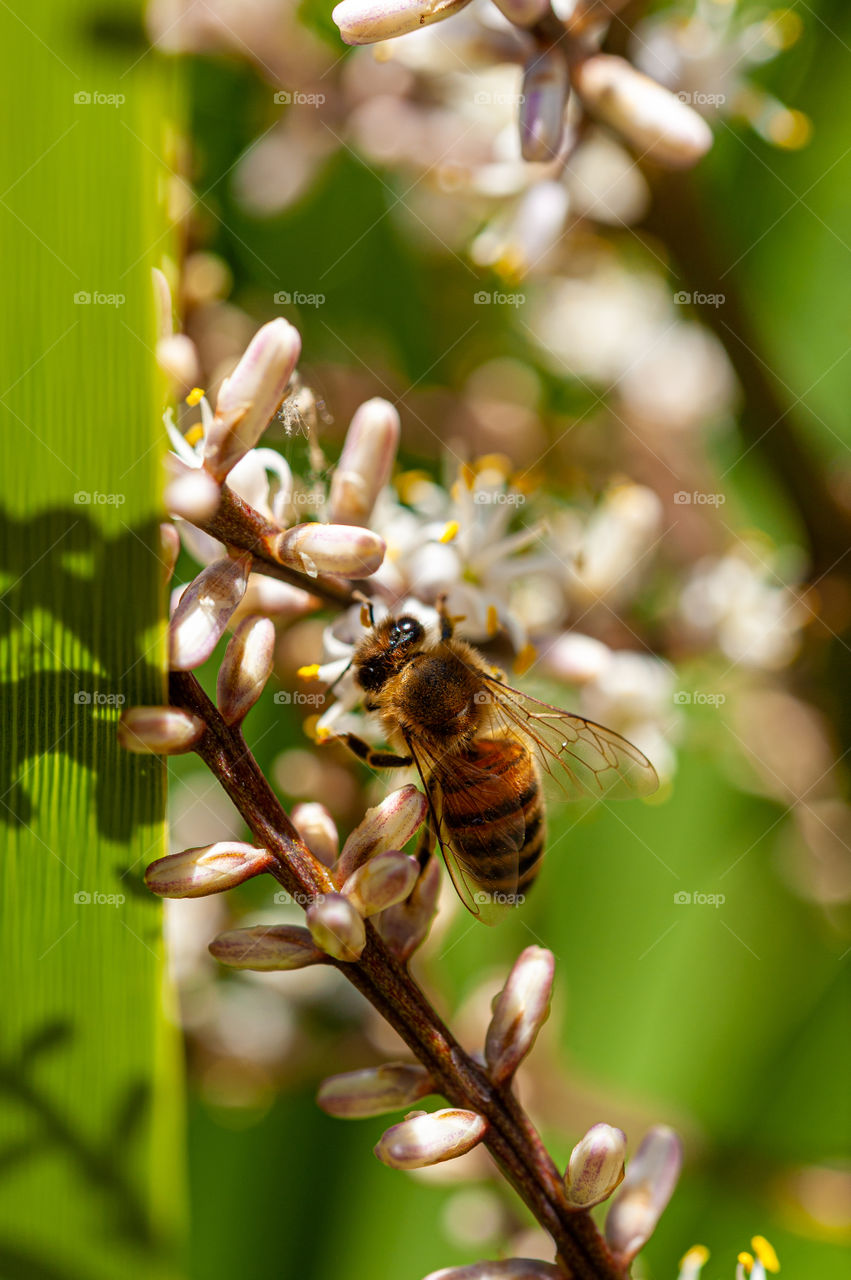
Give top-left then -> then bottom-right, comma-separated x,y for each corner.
738,1253 -> 754,1274
514,643 -> 537,677
768,107 -> 811,150
297,664 -> 321,680
440,520 -> 460,544
184,422 -> 205,447
306,716 -> 326,741
486,605 -> 499,637
752,1238 -> 780,1273
395,469 -> 431,504
185,386 -> 205,406
764,9 -> 802,49
474,453 -> 511,478
679,1246 -> 710,1267
460,462 -> 475,491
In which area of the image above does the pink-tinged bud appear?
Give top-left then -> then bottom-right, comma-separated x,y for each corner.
204,318 -> 301,481
318,1062 -> 434,1118
209,924 -> 324,970
488,0 -> 549,25
118,706 -> 205,754
164,456 -> 221,524
292,803 -> 339,867
157,333 -> 201,393
168,554 -> 252,671
605,1126 -> 683,1263
342,850 -> 420,917
484,946 -> 554,1084
216,615 -> 276,725
571,55 -> 713,169
424,1262 -> 562,1279
520,50 -> 569,163
374,1109 -> 487,1170
375,854 -> 441,961
335,785 -> 427,883
329,398 -> 400,526
274,523 -> 385,580
306,892 -> 366,962
333,0 -> 473,45
160,522 -> 180,585
145,842 -> 275,898
565,1123 -> 627,1208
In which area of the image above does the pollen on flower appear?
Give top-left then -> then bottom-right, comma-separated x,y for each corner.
184,422 -> 205,447
486,605 -> 499,637
751,1237 -> 780,1272
440,520 -> 460,544
680,1245 -> 709,1266
738,1253 -> 754,1273
297,664 -> 322,680
304,715 -> 325,740
185,386 -> 206,406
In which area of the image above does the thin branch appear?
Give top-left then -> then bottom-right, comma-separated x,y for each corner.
168,668 -> 626,1280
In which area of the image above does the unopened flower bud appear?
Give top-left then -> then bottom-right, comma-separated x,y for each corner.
333,0 -> 473,46
318,1062 -> 434,1118
118,706 -> 205,754
329,398 -> 400,526
484,946 -> 554,1084
306,892 -> 366,962
375,854 -> 441,960
374,1109 -> 487,1170
204,318 -> 301,481
164,455 -> 221,523
209,924 -> 324,970
565,1123 -> 626,1208
335,785 -> 427,882
274,523 -> 385,579
424,1262 -> 562,1279
160,522 -> 180,585
571,55 -> 713,169
217,615 -> 275,725
157,333 -> 201,393
292,802 -> 339,867
168,554 -> 252,671
520,50 -> 569,163
145,842 -> 275,898
605,1126 -> 683,1263
342,850 -> 420,917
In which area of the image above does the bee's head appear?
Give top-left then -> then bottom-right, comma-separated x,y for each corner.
354,614 -> 426,691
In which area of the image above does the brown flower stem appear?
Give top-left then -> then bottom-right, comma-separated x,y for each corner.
199,482 -> 358,608
168,668 -> 625,1280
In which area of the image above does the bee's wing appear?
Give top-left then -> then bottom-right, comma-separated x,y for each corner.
479,673 -> 659,801
403,734 -> 523,927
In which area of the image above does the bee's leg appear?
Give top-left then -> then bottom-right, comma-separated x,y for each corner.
329,732 -> 412,770
435,592 -> 461,641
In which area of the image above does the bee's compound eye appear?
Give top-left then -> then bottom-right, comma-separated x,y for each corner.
389,616 -> 423,646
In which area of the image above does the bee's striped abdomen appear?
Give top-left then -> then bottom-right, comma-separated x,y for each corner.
440,735 -> 545,898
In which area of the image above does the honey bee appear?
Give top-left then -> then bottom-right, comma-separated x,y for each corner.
330,600 -> 658,923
